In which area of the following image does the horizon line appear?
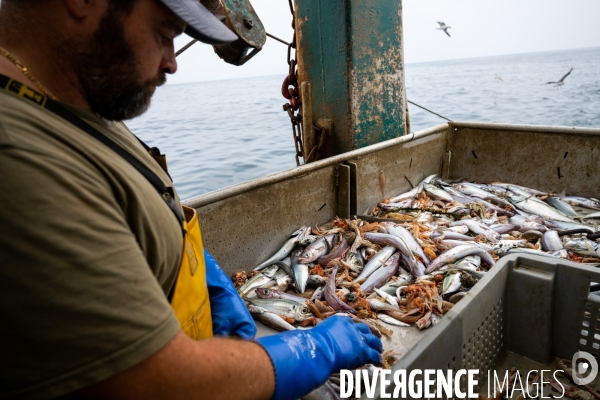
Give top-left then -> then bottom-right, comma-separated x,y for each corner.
165,45 -> 600,86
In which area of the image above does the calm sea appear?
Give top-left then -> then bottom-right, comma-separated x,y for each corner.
127,46 -> 600,200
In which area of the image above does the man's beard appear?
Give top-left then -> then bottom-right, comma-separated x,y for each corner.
74,6 -> 166,121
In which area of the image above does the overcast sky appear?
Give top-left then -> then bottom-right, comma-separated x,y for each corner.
170,0 -> 600,84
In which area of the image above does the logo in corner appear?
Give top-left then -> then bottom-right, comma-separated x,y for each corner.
572,351 -> 598,385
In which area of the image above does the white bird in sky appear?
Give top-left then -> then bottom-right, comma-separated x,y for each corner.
544,67 -> 573,87
436,21 -> 451,37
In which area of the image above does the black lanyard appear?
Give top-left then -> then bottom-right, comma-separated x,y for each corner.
0,74 -> 185,234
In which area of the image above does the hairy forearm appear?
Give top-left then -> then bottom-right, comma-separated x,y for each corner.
80,331 -> 275,400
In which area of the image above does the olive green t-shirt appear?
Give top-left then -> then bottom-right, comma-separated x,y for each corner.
0,88 -> 184,398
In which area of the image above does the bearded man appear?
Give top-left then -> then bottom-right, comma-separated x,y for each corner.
0,1 -> 383,399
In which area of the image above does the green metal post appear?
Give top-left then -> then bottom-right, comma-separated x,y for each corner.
295,0 -> 407,158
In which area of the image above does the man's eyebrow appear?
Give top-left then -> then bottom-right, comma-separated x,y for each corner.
163,16 -> 186,35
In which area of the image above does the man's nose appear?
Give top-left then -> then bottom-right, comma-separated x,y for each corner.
161,44 -> 178,74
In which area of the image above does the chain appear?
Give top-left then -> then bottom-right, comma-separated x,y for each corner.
0,47 -> 57,99
281,0 -> 304,166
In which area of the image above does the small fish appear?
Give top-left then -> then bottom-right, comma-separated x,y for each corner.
247,298 -> 313,322
451,219 -> 501,243
254,227 -> 308,270
307,274 -> 327,287
298,235 -> 332,263
441,272 -> 461,295
291,251 -> 309,293
426,245 -> 495,274
541,230 -> 564,251
562,196 -> 600,211
354,246 -> 395,282
237,265 -> 280,297
255,287 -> 307,306
374,287 -> 399,308
246,304 -> 297,331
546,197 -> 579,217
378,313 -> 411,327
360,252 -> 401,293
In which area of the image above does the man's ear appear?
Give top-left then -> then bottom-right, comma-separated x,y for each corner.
64,0 -> 102,19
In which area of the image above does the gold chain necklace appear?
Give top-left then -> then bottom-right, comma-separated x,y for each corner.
0,47 -> 56,99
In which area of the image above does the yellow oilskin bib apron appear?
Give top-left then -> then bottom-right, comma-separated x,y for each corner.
170,205 -> 213,340
141,147 -> 213,340
0,75 -> 215,342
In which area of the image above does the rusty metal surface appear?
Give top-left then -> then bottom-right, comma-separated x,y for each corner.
448,122 -> 600,198
212,0 -> 266,65
295,0 -> 406,156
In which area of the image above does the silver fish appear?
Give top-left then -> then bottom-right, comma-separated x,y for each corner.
509,215 -> 548,232
272,257 -> 293,278
541,230 -> 564,251
373,287 -> 399,308
307,274 -> 327,287
360,252 -> 401,293
426,245 -> 495,274
563,196 -> 600,211
507,192 -> 575,223
424,183 -> 455,202
367,298 -> 398,312
564,239 -> 600,258
547,197 -> 579,217
452,182 -> 508,206
317,236 -> 349,266
344,249 -> 365,272
298,235 -> 333,263
246,304 -> 296,331
384,223 -> 431,265
441,273 -> 462,295
549,220 -> 594,232
387,185 -> 420,204
378,273 -> 414,295
507,248 -> 563,259
291,251 -> 309,294
363,232 -> 414,260
490,223 -> 517,234
377,313 -> 411,327
254,227 -> 308,270
254,287 -> 307,306
506,185 -> 547,204
237,265 -> 280,297
355,246 -> 395,282
451,219 -> 501,243
431,231 -> 476,241
582,211 -> 600,219
247,298 -> 313,322
455,255 -> 481,270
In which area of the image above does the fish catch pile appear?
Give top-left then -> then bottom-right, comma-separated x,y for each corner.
232,176 -> 600,338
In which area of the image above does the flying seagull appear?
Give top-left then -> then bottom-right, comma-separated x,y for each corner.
544,68 -> 573,87
495,74 -> 504,82
436,21 -> 451,37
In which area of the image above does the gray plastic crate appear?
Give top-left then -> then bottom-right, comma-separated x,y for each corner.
364,254 -> 600,399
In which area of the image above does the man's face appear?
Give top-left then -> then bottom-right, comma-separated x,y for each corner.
75,0 -> 185,121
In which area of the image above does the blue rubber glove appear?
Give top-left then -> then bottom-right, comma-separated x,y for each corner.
256,315 -> 383,400
204,249 -> 257,340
